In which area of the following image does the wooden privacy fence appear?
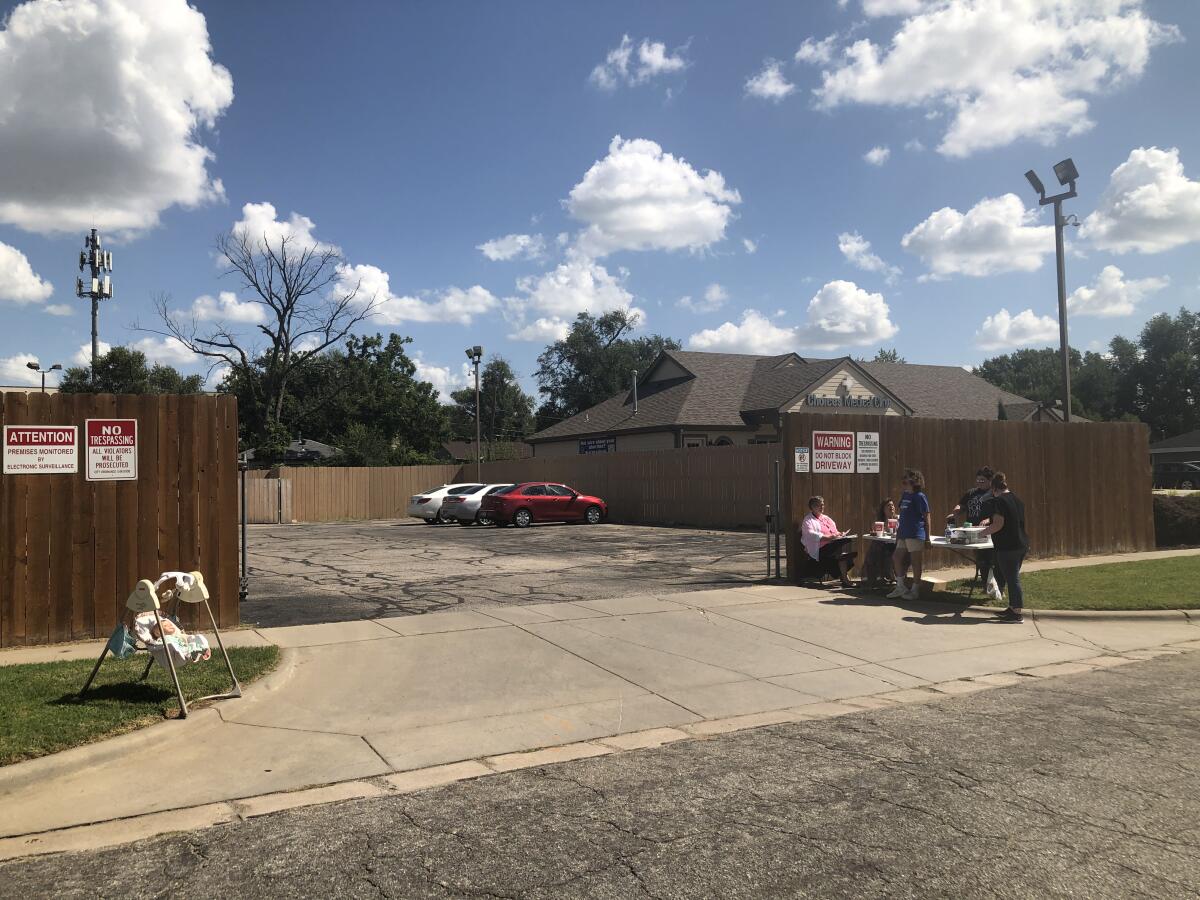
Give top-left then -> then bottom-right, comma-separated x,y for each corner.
0,393 -> 239,647
243,447 -> 778,529
468,444 -> 777,529
781,412 -> 1155,580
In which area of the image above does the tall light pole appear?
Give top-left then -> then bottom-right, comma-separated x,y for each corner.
1024,158 -> 1080,422
75,228 -> 113,383
465,345 -> 483,481
25,361 -> 62,393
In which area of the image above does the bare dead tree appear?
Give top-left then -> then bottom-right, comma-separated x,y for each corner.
143,230 -> 378,444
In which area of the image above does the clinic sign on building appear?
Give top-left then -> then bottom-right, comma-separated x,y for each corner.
2,425 -> 78,474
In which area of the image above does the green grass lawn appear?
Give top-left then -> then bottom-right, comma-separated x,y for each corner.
943,555 -> 1200,611
0,645 -> 279,766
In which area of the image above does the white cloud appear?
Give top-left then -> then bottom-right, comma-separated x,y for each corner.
901,194 -> 1052,278
688,310 -> 798,355
0,0 -> 233,235
861,0 -> 927,16
688,281 -> 897,354
43,304 -> 73,316
677,283 -> 729,314
567,136 -> 741,256
795,35 -> 838,65
336,264 -> 497,326
0,353 -> 43,386
806,1 -> 1179,157
191,291 -> 266,324
1081,147 -> 1200,254
73,340 -> 113,366
742,238 -> 758,254
507,318 -> 571,343
589,35 -> 687,90
477,233 -> 546,262
863,145 -> 891,166
1067,265 -> 1168,318
838,232 -> 901,283
745,60 -> 795,101
414,355 -> 472,401
904,138 -> 925,152
230,202 -> 333,254
130,336 -> 196,368
504,258 -> 639,341
0,240 -> 53,303
975,308 -> 1059,351
797,280 -> 898,350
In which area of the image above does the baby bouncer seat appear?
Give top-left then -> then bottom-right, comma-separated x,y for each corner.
79,571 -> 242,718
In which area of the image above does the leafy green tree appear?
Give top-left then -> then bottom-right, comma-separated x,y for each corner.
976,348 -> 1082,406
868,348 -> 906,363
1127,308 -> 1200,440
59,347 -> 204,394
222,333 -> 448,464
448,357 -> 535,457
534,311 -> 681,430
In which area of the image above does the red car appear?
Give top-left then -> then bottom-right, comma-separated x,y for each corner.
479,482 -> 608,528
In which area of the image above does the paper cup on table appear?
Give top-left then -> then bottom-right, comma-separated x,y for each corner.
872,521 -> 885,535
887,518 -> 898,533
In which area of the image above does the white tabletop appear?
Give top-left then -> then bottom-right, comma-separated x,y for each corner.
862,533 -> 897,543
929,536 -> 994,550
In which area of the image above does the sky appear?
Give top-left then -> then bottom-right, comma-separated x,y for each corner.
1,0 -> 1199,401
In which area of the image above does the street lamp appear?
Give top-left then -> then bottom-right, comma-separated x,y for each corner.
1024,157 -> 1080,422
25,361 -> 62,393
465,345 -> 483,481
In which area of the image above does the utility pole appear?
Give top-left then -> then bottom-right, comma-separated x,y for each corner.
1024,159 -> 1079,422
465,345 -> 483,482
75,229 -> 113,383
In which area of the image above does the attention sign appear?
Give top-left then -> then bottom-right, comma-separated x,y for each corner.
3,425 -> 78,474
86,419 -> 138,481
812,431 -> 855,473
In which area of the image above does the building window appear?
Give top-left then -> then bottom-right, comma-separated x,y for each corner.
683,435 -> 706,449
713,436 -> 734,446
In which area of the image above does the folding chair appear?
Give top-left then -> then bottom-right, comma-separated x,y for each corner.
79,571 -> 242,718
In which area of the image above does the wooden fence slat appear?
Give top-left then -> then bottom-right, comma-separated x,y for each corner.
216,396 -> 240,626
90,393 -> 118,634
24,392 -> 53,645
48,393 -> 76,643
2,394 -> 31,647
113,395 -> 140,629
136,395 -> 161,588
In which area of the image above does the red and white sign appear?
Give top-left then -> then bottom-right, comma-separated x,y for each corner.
812,430 -> 855,473
85,419 -> 138,481
3,425 -> 78,474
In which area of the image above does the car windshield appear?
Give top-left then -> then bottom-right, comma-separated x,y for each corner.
448,484 -> 484,495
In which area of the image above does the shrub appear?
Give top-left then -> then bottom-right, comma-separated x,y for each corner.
1154,494 -> 1200,547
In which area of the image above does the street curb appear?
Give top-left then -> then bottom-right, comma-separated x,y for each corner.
0,648 -> 297,800
5,644 -> 1196,862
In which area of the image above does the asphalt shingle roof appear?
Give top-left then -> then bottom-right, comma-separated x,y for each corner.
1150,428 -> 1200,451
528,351 -> 1037,442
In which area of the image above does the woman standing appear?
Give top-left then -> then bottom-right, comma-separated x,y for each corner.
981,471 -> 1028,623
801,496 -> 856,590
889,470 -> 931,601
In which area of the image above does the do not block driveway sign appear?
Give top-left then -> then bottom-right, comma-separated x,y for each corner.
85,418 -> 138,481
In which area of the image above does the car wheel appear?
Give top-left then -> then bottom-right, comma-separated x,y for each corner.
585,505 -> 603,525
476,514 -> 493,526
1182,479 -> 1195,490
513,508 -> 533,528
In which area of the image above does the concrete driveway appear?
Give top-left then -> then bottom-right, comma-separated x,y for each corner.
243,521 -> 771,628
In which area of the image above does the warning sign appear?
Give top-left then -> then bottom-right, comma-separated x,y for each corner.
856,431 -> 880,474
3,425 -> 78,474
86,419 -> 138,481
812,431 -> 855,473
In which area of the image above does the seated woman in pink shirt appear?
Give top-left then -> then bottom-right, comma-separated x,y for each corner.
801,495 -> 855,589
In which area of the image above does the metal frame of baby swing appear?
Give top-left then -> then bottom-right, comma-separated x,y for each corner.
79,572 -> 242,719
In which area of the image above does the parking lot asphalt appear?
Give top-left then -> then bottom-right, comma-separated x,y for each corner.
242,521 -> 773,628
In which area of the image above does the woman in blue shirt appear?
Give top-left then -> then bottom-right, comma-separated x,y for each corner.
889,469 -> 932,601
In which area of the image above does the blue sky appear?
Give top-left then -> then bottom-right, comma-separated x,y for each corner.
2,0 -> 1198,399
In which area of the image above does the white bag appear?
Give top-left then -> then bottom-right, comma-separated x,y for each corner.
986,573 -> 1002,601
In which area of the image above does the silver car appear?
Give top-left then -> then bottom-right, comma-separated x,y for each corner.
407,483 -> 484,524
444,483 -> 515,525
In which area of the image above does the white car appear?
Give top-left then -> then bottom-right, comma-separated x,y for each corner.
407,483 -> 484,524
443,483 -> 515,525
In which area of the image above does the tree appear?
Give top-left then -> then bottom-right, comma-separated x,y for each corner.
976,348 -> 1082,406
59,347 -> 205,395
147,228 -> 376,451
221,333 -> 448,465
867,348 -> 906,364
448,357 -> 535,457
535,311 -> 681,430
1125,308 -> 1200,440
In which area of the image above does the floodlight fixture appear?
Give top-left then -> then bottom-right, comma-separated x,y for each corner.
1053,157 -> 1079,187
26,361 -> 39,371
1024,169 -> 1045,198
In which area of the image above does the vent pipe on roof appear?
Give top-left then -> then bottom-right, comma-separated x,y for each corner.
632,369 -> 638,415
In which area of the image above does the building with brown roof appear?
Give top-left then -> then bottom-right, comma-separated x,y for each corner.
528,349 -> 1048,456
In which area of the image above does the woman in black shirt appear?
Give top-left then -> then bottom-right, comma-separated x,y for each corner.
981,471 -> 1028,623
